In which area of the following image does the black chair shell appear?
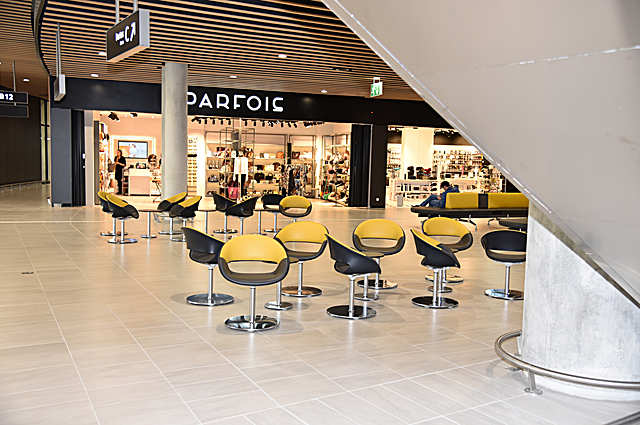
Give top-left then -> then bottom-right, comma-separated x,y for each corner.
481,230 -> 527,263
183,227 -> 224,265
226,196 -> 259,218
327,235 -> 381,275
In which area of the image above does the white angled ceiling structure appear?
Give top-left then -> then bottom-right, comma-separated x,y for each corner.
322,0 -> 640,303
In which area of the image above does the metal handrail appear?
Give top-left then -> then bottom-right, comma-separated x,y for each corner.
495,330 -> 640,393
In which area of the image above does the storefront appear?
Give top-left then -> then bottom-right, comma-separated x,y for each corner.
50,77 -> 451,207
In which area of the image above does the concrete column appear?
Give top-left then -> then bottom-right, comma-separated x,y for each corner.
521,206 -> 640,401
161,62 -> 188,198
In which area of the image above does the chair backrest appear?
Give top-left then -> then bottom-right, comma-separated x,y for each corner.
226,196 -> 259,217
481,230 -> 527,252
183,227 -> 224,257
97,191 -> 110,212
158,192 -> 187,212
219,234 -> 288,264
487,193 -> 529,209
280,195 -> 311,210
410,228 -> 460,268
444,192 -> 478,209
213,192 -> 235,211
105,194 -> 140,219
170,196 -> 202,218
275,221 -> 328,244
261,193 -> 284,208
353,219 -> 404,241
326,235 -> 380,275
422,217 -> 470,237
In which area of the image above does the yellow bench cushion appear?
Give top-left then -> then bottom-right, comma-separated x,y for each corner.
445,192 -> 478,209
488,193 -> 529,209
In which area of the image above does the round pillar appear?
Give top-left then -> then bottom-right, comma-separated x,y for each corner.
161,62 -> 188,198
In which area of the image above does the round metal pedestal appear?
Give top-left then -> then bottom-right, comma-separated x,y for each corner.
262,228 -> 279,234
108,238 -> 138,244
356,279 -> 398,290
484,288 -> 523,301
100,231 -> 128,236
412,296 -> 458,309
354,292 -> 378,302
186,293 -> 234,306
326,305 -> 376,320
264,301 -> 293,311
140,234 -> 157,239
170,236 -> 186,242
224,315 -> 279,332
425,273 -> 463,284
281,286 -> 322,297
428,285 -> 453,294
213,228 -> 237,234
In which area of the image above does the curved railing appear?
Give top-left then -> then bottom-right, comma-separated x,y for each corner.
495,330 -> 640,395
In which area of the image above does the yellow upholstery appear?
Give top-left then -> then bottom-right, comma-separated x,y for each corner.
422,217 -> 470,237
219,235 -> 287,263
487,193 -> 529,209
106,193 -> 128,207
179,196 -> 201,207
445,192 -> 478,209
276,221 -> 328,244
410,228 -> 444,250
354,219 -> 404,241
280,195 -> 311,209
97,191 -> 109,201
165,192 -> 187,203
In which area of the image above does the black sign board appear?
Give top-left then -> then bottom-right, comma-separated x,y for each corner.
0,90 -> 28,104
106,9 -> 150,63
0,104 -> 28,118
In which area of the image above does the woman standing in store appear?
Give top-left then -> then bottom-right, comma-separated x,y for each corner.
114,149 -> 127,195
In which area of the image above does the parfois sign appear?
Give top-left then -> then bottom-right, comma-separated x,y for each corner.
187,87 -> 284,117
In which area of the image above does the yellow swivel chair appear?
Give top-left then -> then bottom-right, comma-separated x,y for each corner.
411,229 -> 460,309
279,195 -> 312,222
422,217 -> 473,293
275,221 -> 329,299
168,196 -> 202,242
218,235 -> 291,332
97,191 -> 126,237
352,219 -> 405,296
105,194 -> 139,244
157,192 -> 188,235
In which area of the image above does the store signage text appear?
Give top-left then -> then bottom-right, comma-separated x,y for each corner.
106,9 -> 150,63
0,90 -> 28,104
187,91 -> 284,114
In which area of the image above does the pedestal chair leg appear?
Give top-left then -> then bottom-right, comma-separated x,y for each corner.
186,265 -> 234,306
111,219 -> 137,244
326,275 -> 377,320
281,261 -> 322,297
141,211 -> 157,239
355,274 -> 378,301
412,268 -> 458,309
484,263 -> 524,300
225,286 -> 279,332
264,280 -> 292,310
204,211 -> 209,234
257,210 -> 262,234
357,258 -> 398,290
240,217 -> 244,235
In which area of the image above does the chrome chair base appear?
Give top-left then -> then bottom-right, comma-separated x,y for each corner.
262,227 -> 279,233
108,237 -> 137,244
186,293 -> 234,306
412,296 -> 458,309
100,231 -> 128,237
225,315 -> 279,332
264,300 -> 293,311
170,235 -> 186,242
425,272 -> 463,284
356,279 -> 398,290
326,305 -> 376,320
354,292 -> 379,302
484,288 -> 523,300
428,285 -> 453,294
281,285 -> 322,297
140,234 -> 157,239
213,228 -> 237,234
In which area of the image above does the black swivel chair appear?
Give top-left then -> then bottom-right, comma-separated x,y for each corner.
481,230 -> 527,300
225,196 -> 259,235
325,235 -> 380,320
105,194 -> 139,245
183,227 -> 234,307
410,228 -> 460,309
156,192 -> 188,235
168,196 -> 202,242
212,193 -> 237,235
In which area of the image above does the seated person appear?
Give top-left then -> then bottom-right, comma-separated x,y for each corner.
415,181 -> 459,208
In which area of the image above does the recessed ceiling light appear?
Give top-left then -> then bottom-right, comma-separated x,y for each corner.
321,89 -> 327,94
90,73 -> 99,78
98,51 -> 106,56
23,78 -> 30,82
229,75 -> 238,79
278,53 -> 287,59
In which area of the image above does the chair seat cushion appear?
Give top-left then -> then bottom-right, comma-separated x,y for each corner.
281,210 -> 309,218
486,250 -> 526,263
286,249 -> 321,262
219,259 -> 288,286
189,251 -> 218,265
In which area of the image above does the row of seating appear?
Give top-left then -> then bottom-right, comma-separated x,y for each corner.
181,214 -> 527,332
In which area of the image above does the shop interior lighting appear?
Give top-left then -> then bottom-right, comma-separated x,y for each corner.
253,120 -> 257,126
229,75 -> 238,79
261,121 -> 266,127
90,73 -> 99,78
23,78 -> 30,82
242,119 -> 247,126
98,51 -> 106,56
226,118 -> 231,125
287,122 -> 291,127
278,53 -> 288,59
108,112 -> 119,121
293,122 -> 297,128
219,118 -> 224,125
130,112 -> 138,118
321,89 -> 327,93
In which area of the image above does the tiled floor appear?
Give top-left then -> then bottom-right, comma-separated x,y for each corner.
0,185 -> 637,425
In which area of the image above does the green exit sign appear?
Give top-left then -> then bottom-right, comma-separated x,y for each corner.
370,79 -> 383,97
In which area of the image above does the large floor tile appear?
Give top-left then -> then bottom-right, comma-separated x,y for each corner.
188,390 -> 277,422
95,395 -> 198,425
257,372 -> 340,404
145,341 -> 229,373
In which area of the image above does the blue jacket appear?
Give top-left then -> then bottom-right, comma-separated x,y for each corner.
441,185 -> 459,206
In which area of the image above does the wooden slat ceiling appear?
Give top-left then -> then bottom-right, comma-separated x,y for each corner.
38,0 -> 421,100
0,0 -> 49,98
